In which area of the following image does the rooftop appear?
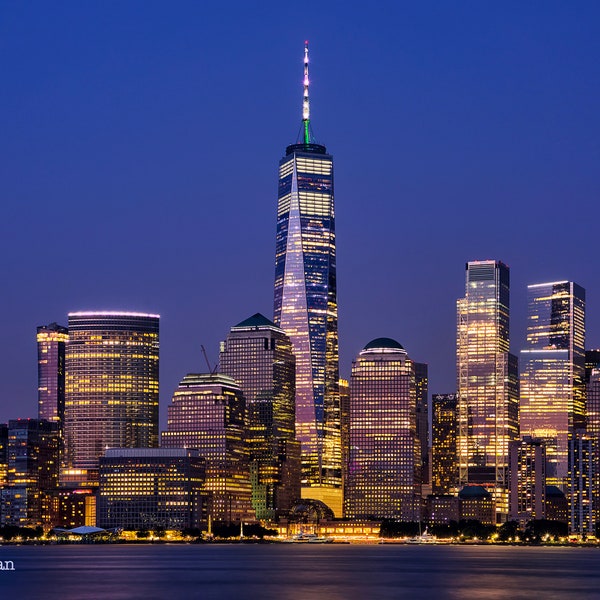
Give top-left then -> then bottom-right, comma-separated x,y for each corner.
363,337 -> 404,351
233,313 -> 277,329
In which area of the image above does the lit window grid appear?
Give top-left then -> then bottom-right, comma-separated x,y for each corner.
219,326 -> 299,519
431,394 -> 458,495
345,351 -> 420,521
65,315 -> 159,474
161,377 -> 253,522
457,262 -> 518,519
274,148 -> 341,490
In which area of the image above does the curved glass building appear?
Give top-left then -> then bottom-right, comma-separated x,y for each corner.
345,338 -> 420,521
64,311 -> 159,479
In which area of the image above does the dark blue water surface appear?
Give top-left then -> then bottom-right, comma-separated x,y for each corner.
0,544 -> 599,599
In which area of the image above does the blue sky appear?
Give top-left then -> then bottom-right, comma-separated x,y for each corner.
2,1 -> 600,426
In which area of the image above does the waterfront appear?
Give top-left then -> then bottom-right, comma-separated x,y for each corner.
0,544 -> 599,599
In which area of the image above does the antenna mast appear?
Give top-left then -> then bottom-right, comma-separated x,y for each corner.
303,41 -> 310,144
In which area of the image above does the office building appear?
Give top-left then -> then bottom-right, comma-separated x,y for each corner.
339,378 -> 350,504
509,437 -> 546,525
586,365 -> 600,519
585,349 -> 600,383
457,260 -> 519,521
431,394 -> 458,495
345,338 -> 420,521
520,282 -> 585,489
97,448 -> 207,530
458,486 -> 496,526
414,363 -> 429,491
0,419 -> 59,527
426,494 -> 459,525
273,43 -> 341,511
0,423 -> 7,488
568,433 -> 596,536
545,485 -> 568,523
161,373 -> 253,523
37,323 -> 68,428
64,312 -> 159,483
49,488 -> 96,529
219,313 -> 300,521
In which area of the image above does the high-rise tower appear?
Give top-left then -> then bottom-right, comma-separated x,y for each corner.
161,373 -> 253,523
37,323 -> 68,428
457,260 -> 519,521
520,281 -> 585,489
219,313 -> 300,520
273,42 -> 341,513
345,338 -> 420,521
64,311 -> 159,483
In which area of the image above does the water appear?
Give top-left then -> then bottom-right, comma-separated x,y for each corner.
0,544 -> 599,599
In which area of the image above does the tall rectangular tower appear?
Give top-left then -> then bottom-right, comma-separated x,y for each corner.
431,393 -> 458,495
520,281 -> 585,489
273,43 -> 341,510
219,313 -> 300,521
414,362 -> 429,490
457,260 -> 519,521
161,373 -> 253,523
345,338 -> 420,521
37,323 -> 68,428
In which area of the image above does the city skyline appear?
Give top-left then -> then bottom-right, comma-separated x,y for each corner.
3,3 -> 600,427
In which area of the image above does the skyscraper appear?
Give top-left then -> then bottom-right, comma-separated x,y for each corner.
0,419 -> 59,527
64,312 -> 159,482
586,364 -> 600,519
345,338 -> 420,521
568,433 -> 596,536
431,393 -> 458,495
219,313 -> 300,521
520,282 -> 585,489
509,436 -> 546,525
414,362 -> 429,490
457,260 -> 519,521
161,373 -> 254,523
37,323 -> 68,427
273,42 -> 341,510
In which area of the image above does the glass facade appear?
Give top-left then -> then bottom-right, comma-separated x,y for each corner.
219,313 -> 300,521
414,362 -> 429,487
520,282 -> 585,489
339,377 -> 350,502
97,448 -> 207,530
345,339 -> 420,521
37,323 -> 68,428
64,312 -> 160,479
161,373 -> 253,523
0,419 -> 59,527
457,260 -> 519,520
568,434 -> 596,535
508,437 -> 546,524
586,366 -> 600,519
0,423 -> 7,489
273,140 -> 341,497
431,393 -> 458,495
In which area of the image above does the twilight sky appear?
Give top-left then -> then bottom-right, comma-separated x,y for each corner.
2,1 -> 600,428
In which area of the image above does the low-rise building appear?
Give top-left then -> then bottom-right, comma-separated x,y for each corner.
97,448 -> 208,530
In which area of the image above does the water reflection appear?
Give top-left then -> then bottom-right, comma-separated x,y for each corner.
0,544 -> 598,600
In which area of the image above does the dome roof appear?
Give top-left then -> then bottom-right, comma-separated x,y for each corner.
363,337 -> 404,351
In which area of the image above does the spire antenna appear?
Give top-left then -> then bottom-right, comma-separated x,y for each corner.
302,41 -> 310,145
